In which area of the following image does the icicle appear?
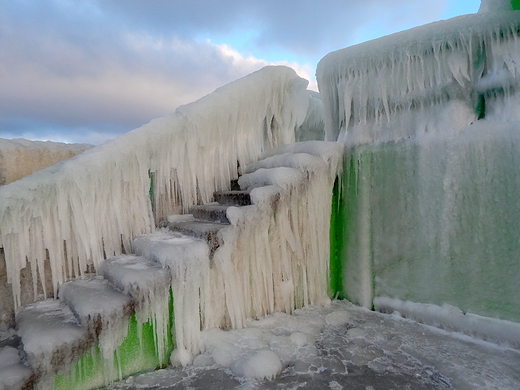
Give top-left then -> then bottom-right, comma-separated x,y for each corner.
0,66 -> 309,310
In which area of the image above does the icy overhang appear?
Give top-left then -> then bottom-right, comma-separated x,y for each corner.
317,12 -> 520,143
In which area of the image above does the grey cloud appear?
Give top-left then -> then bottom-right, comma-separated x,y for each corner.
92,0 -> 447,60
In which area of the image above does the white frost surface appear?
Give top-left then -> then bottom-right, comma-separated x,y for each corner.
374,297 -> 520,349
133,230 -> 211,366
15,299 -> 87,376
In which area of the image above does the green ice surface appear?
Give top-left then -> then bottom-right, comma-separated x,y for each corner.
333,128 -> 520,323
54,291 -> 173,390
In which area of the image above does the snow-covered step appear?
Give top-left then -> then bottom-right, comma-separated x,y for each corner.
0,345 -> 33,390
213,190 -> 251,206
59,277 -> 134,334
16,299 -> 90,382
98,254 -> 172,365
163,221 -> 226,255
189,203 -> 230,223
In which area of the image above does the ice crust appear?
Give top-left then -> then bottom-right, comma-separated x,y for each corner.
15,299 -> 88,380
106,301 -> 520,389
99,255 -> 172,364
58,277 -> 133,378
317,11 -> 520,143
0,66 -> 309,310
375,297 -> 520,349
133,230 -> 211,366
118,141 -> 342,369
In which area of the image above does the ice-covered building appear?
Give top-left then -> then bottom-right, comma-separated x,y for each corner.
319,1 -> 520,331
0,1 -> 520,389
0,139 -> 92,186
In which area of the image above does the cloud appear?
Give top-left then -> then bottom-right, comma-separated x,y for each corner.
0,0 -> 448,144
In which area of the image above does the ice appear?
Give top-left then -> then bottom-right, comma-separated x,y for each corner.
99,255 -> 172,364
0,138 -> 92,186
104,301 -> 520,390
317,12 -> 520,143
375,297 -> 520,349
0,65 -> 310,311
206,141 -> 342,333
295,91 -> 325,141
15,299 -> 88,379
133,230 -> 211,365
479,0 -> 516,12
58,277 -> 133,379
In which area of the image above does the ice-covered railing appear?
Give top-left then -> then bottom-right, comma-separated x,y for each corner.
317,11 -> 520,143
0,66 -> 310,309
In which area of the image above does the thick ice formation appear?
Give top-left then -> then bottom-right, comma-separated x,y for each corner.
0,138 -> 92,186
317,12 -> 520,143
479,0 -> 517,12
319,6 -> 520,322
0,66 -> 309,310
122,142 -> 342,369
15,299 -> 88,381
99,255 -> 172,364
133,230 -> 211,366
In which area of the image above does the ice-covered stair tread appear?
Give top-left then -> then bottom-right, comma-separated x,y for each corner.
16,299 -> 88,375
133,230 -> 210,268
98,255 -> 171,300
238,167 -> 305,192
260,141 -> 344,166
246,153 -> 328,174
59,277 -> 134,327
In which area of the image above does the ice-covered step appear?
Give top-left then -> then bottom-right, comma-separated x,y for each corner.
98,254 -> 173,365
16,299 -> 89,381
0,344 -> 33,390
98,255 -> 171,303
158,218 -> 225,256
189,203 -> 230,223
213,190 -> 251,206
59,277 -> 134,332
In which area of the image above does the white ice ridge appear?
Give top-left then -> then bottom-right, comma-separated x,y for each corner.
317,11 -> 520,143
374,297 -> 520,349
0,66 -> 310,310
0,138 -> 92,186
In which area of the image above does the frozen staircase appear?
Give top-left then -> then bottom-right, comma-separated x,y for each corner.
0,141 -> 342,390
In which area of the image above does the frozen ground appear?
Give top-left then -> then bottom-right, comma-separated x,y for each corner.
104,300 -> 520,390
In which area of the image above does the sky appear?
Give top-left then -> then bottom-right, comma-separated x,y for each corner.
0,0 -> 481,145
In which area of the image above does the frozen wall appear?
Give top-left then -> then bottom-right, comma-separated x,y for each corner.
0,138 -> 91,186
319,11 -> 520,325
0,66 -> 310,313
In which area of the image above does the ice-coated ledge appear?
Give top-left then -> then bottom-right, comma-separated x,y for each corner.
374,297 -> 520,349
